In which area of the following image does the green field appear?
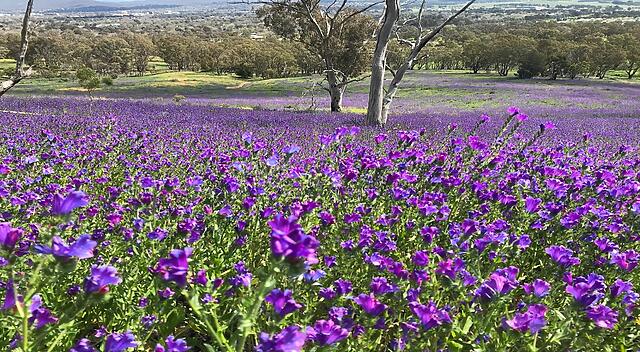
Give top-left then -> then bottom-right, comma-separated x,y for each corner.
0,59 -> 15,71
8,69 -> 638,97
3,66 -> 638,115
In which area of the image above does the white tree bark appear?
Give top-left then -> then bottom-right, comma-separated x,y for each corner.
366,0 -> 399,125
367,0 -> 476,125
0,0 -> 34,98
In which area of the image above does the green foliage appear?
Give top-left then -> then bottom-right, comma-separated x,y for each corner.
76,67 -> 100,93
517,51 -> 546,79
417,21 -> 640,80
257,4 -> 376,79
101,76 -> 113,86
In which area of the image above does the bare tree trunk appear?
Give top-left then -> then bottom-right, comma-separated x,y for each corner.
366,0 -> 399,126
329,86 -> 344,112
326,70 -> 345,112
370,0 -> 476,125
0,0 -> 34,98
380,61 -> 410,125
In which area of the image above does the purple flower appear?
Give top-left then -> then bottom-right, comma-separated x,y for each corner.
0,223 -> 22,250
586,305 -> 618,329
35,234 -> 97,261
412,251 -> 429,266
51,190 -> 89,215
83,265 -> 122,294
354,293 -> 387,316
474,267 -> 519,300
517,235 -> 531,250
69,339 -> 97,352
105,331 -> 138,352
2,280 -> 22,311
545,245 -> 581,267
523,279 -> 551,297
141,315 -> 156,328
334,279 -> 352,296
194,269 -> 208,286
370,277 -> 398,295
269,214 -> 318,264
435,259 -> 458,280
256,326 -> 306,352
409,301 -> 452,330
594,237 -> 618,253
158,287 -> 175,299
265,289 -> 303,317
610,250 -> 639,272
155,335 -> 190,352
504,304 -> 547,334
507,106 -> 520,115
154,248 -> 192,287
306,320 -> 349,346
468,136 -> 488,150
565,273 -> 606,307
29,294 -> 58,329
524,197 -> 541,213
610,279 -> 633,298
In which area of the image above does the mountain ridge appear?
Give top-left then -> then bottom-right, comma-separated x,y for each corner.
0,0 -> 636,12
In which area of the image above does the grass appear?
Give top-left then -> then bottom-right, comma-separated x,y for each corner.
4,67 -> 639,115
0,59 -> 16,72
13,72 -> 257,97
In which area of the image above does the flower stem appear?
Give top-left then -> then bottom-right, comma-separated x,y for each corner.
235,267 -> 276,352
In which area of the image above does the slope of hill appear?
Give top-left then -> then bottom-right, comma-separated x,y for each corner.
0,0 -> 214,12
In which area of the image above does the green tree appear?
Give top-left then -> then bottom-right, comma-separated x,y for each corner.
257,1 -> 377,112
488,33 -> 521,76
76,67 -> 100,97
611,33 -> 640,79
517,50 -> 545,79
121,32 -> 156,76
89,36 -> 133,76
463,36 -> 492,73
586,38 -> 625,79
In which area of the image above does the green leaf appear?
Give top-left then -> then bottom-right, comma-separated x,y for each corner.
462,316 -> 473,335
203,343 -> 217,352
447,340 -> 464,351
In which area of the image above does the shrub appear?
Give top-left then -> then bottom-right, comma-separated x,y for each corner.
101,76 -> 113,86
517,51 -> 546,79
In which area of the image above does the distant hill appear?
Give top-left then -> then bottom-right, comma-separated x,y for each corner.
43,3 -> 181,13
1,0 -> 637,12
0,0 -> 217,12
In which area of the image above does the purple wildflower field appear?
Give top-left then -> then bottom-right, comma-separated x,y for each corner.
178,72 -> 640,120
1,92 -> 640,352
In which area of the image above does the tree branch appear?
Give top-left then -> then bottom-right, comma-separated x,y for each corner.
0,0 -> 34,97
416,0 -> 426,37
337,73 -> 371,87
413,0 -> 476,55
395,32 -> 414,47
385,64 -> 397,78
337,1 -> 383,27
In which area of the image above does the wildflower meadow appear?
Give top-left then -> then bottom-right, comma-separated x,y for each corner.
1,97 -> 639,351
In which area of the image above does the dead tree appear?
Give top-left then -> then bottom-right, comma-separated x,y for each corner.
367,0 -> 399,126
0,0 -> 35,98
366,0 -> 476,125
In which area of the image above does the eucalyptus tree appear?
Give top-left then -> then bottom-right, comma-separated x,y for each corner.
256,0 -> 379,112
366,0 -> 476,126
